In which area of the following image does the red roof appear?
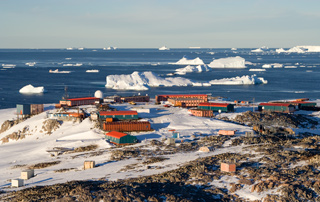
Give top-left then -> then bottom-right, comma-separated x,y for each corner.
290,101 -> 315,104
157,94 -> 207,97
99,110 -> 138,116
259,103 -> 292,107
199,102 -> 230,107
67,97 -> 100,101
106,131 -> 127,138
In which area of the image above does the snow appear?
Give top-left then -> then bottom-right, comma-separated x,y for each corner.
208,56 -> 246,68
19,84 -> 45,94
209,74 -> 268,85
175,65 -> 210,75
169,56 -> 205,65
105,71 -> 193,90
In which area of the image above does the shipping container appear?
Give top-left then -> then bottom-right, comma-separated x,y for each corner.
105,131 -> 138,145
103,121 -> 151,132
198,103 -> 234,112
16,104 -> 30,115
30,104 -> 44,115
218,130 -> 235,136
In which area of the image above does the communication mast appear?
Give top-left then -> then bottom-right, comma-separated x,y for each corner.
63,86 -> 69,99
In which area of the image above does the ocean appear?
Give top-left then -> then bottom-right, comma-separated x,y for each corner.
0,48 -> 319,109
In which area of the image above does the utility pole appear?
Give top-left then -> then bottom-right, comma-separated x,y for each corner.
252,97 -> 255,112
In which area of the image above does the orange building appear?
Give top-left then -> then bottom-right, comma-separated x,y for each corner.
167,96 -> 208,107
221,163 -> 236,172
188,109 -> 213,117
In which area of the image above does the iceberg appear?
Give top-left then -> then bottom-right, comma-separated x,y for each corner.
209,75 -> 267,85
175,65 -> 210,75
275,48 -> 286,53
106,71 -> 193,90
19,84 -> 45,94
159,46 -> 170,50
208,56 -> 246,68
169,56 -> 205,65
276,46 -> 307,53
251,48 -> 264,53
297,45 -> 320,52
286,47 -> 306,53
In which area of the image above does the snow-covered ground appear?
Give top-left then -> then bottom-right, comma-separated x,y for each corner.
0,101 -> 253,191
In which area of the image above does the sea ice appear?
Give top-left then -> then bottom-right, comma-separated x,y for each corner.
208,56 -> 246,68
19,84 -> 45,94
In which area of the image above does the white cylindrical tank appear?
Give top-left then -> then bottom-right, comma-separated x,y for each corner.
94,90 -> 103,99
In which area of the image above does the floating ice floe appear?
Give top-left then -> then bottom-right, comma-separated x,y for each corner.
19,84 -> 45,94
175,65 -> 210,75
249,69 -> 266,72
208,56 -> 246,68
169,56 -> 205,65
2,64 -> 16,68
262,64 -> 272,68
25,62 -> 36,66
86,69 -> 99,73
209,75 -> 268,85
49,69 -> 71,73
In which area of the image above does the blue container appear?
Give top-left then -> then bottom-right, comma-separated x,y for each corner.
16,104 -> 31,115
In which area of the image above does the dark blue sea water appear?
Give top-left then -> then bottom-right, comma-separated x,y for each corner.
0,48 -> 319,109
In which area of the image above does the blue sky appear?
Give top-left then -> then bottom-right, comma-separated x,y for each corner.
1,0 -> 319,48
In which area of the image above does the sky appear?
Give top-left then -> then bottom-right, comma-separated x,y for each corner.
1,0 -> 320,48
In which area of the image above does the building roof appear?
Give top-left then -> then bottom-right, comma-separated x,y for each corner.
157,94 -> 207,97
290,101 -> 316,104
99,110 -> 138,116
106,131 -> 128,139
67,97 -> 100,101
198,102 -> 231,107
259,103 -> 293,107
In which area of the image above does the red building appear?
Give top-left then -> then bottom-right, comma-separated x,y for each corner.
59,97 -> 100,107
155,94 -> 208,103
